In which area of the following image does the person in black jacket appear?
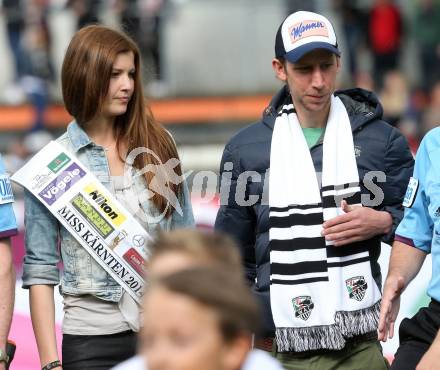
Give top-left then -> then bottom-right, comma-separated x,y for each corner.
215,10 -> 414,370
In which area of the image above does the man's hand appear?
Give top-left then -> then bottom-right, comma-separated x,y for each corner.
321,200 -> 392,246
377,275 -> 405,341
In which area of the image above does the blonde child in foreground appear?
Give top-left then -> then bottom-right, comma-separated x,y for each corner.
112,229 -> 285,370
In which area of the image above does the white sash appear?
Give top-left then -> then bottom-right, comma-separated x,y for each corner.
12,141 -> 150,303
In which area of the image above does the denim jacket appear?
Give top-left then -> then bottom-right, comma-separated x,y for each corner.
0,154 -> 18,237
22,121 -> 195,301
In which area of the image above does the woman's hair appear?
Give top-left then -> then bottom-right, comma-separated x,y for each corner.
150,267 -> 260,341
61,25 -> 182,216
150,229 -> 242,274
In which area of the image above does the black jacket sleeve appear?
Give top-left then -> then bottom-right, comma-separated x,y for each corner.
214,144 -> 257,284
379,127 -> 414,244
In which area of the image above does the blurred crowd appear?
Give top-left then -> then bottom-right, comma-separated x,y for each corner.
2,0 -> 440,162
1,0 -> 166,110
333,0 -> 440,154
1,0 -> 168,174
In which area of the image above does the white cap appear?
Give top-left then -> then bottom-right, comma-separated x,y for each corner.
275,11 -> 340,63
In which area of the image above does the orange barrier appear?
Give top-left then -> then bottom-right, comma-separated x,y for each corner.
0,95 -> 272,131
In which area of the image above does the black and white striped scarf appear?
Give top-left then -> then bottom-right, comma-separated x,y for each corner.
269,95 -> 381,352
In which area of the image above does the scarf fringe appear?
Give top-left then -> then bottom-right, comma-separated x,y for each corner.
334,300 -> 381,338
275,301 -> 381,352
275,325 -> 346,352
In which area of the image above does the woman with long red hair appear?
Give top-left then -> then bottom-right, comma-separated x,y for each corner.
22,25 -> 194,370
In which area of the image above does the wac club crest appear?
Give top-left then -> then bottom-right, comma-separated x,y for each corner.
345,276 -> 368,302
292,296 -> 314,321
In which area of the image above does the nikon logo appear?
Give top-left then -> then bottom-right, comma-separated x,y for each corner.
89,190 -> 118,219
84,184 -> 126,226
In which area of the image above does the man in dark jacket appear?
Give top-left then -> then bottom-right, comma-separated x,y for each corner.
215,10 -> 414,369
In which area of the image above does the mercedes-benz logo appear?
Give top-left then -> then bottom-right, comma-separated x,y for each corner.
132,235 -> 145,248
